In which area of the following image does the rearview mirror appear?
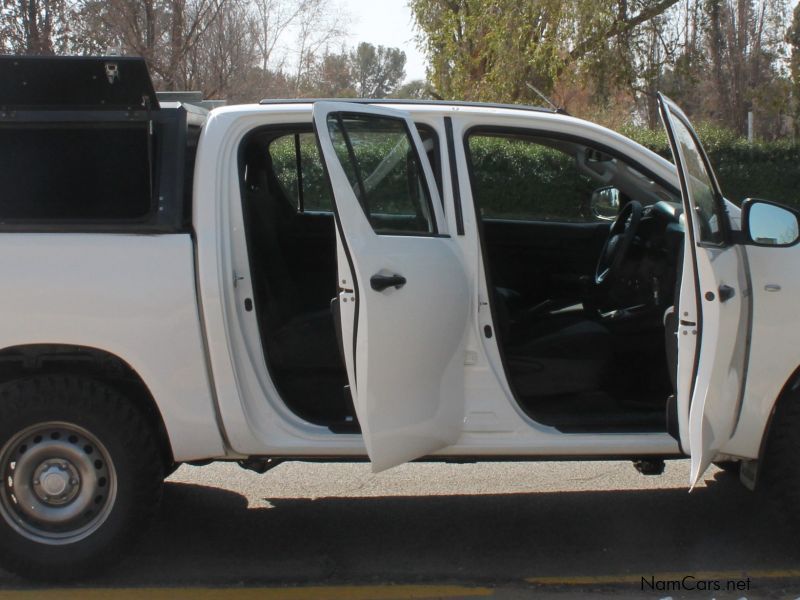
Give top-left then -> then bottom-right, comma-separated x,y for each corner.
744,199 -> 800,247
590,186 -> 621,221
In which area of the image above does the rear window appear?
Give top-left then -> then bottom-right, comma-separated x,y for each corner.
0,124 -> 152,221
269,132 -> 334,212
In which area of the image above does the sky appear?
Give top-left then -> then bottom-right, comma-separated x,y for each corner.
338,0 -> 427,83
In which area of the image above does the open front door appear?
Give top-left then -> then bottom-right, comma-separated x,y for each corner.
313,102 -> 469,472
658,94 -> 751,487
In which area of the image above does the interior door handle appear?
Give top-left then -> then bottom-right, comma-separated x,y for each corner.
719,284 -> 736,302
370,273 -> 406,291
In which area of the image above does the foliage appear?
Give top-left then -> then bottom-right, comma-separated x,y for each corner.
268,133 -> 333,211
390,79 -> 437,100
302,42 -> 408,99
269,124 -> 800,221
410,0 -> 794,139
621,123 -> 800,206
788,4 -> 800,134
408,0 -> 682,103
0,0 -> 351,101
349,42 -> 406,98
0,0 -> 72,54
467,137 -> 596,221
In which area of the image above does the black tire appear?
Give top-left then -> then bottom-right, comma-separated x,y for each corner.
0,375 -> 164,581
758,387 -> 800,529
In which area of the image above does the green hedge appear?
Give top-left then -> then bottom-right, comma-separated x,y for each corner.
621,124 -> 800,208
269,125 -> 800,218
467,137 -> 596,221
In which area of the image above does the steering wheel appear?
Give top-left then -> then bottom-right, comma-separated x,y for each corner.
595,200 -> 643,285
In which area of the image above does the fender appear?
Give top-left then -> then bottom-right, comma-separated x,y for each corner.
0,233 -> 226,461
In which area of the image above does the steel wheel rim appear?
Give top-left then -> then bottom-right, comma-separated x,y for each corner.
0,421 -> 117,545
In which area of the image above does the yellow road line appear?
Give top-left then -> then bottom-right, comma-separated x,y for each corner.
0,585 -> 493,600
526,569 -> 800,586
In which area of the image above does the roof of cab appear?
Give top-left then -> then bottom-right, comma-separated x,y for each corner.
258,97 -> 562,115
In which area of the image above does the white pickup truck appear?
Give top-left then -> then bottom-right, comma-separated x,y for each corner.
1,55 -> 799,580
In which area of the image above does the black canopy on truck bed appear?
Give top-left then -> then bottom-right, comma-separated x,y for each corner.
0,55 -> 159,111
0,55 -> 206,233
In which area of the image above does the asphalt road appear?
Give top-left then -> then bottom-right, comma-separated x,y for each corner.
2,459 -> 800,598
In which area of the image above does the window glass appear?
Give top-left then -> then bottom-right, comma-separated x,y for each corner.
467,134 -> 596,222
0,125 -> 152,220
669,118 -> 725,244
268,125 -> 440,217
269,133 -> 333,212
326,113 -> 436,235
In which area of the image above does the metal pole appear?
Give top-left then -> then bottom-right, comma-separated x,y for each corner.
748,111 -> 754,144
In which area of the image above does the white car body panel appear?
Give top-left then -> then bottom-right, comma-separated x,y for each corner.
192,103 -> 681,461
721,242 -> 800,459
0,88 -> 800,478
46,99 -> 771,468
0,234 -> 225,461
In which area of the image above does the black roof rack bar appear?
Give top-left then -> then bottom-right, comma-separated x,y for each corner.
257,97 -> 557,114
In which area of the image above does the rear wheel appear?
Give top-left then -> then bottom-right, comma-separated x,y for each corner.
0,375 -> 163,580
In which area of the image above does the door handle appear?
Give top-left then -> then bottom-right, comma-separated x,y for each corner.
370,273 -> 407,291
718,284 -> 736,303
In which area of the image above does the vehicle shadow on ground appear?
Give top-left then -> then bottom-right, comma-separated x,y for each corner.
77,471 -> 793,587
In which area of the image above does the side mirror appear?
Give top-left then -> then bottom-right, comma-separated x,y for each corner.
743,199 -> 800,247
590,186 -> 621,221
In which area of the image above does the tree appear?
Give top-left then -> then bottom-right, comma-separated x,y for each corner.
290,0 -> 346,95
302,48 -> 356,97
70,0 -> 228,90
349,42 -> 406,98
391,79 -> 436,99
1,0 -> 72,54
787,3 -> 800,134
296,42 -> 408,99
185,0 -> 257,100
66,0 -> 348,101
409,0 -> 681,104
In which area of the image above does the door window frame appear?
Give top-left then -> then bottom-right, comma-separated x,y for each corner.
324,110 -> 443,238
658,105 -> 732,249
462,125 -> 681,225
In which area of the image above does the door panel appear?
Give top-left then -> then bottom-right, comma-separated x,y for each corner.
685,244 -> 749,483
658,94 -> 750,487
313,102 -> 470,472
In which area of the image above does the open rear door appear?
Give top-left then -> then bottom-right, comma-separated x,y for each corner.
657,94 -> 751,487
313,102 -> 469,472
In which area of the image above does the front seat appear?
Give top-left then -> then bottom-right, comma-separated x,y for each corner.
495,292 -> 612,398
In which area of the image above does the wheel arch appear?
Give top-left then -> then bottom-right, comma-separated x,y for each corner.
740,362 -> 800,489
0,343 -> 175,471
